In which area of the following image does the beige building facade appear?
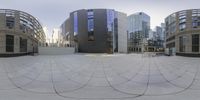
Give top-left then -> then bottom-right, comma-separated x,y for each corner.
165,9 -> 200,57
0,9 -> 45,57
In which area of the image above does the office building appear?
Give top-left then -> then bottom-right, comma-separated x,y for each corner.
147,24 -> 165,52
60,9 -> 128,53
165,9 -> 200,56
0,9 -> 45,57
128,12 -> 150,52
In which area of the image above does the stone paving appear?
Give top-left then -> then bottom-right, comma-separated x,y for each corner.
0,53 -> 200,100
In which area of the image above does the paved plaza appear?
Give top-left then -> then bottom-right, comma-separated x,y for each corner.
0,53 -> 200,100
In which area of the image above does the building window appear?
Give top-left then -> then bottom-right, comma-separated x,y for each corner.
192,10 -> 200,28
6,17 -> 15,29
179,11 -> 187,19
74,12 -> 78,36
20,37 -> 27,52
87,9 -> 94,41
6,35 -> 14,52
192,34 -> 199,52
179,24 -> 186,31
107,9 -> 115,32
19,18 -> 29,33
179,18 -> 186,24
130,32 -> 134,39
179,36 -> 187,52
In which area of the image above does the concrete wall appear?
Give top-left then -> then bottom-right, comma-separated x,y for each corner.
38,47 -> 75,55
117,12 -> 128,53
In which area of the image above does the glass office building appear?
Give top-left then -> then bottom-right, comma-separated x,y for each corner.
128,12 -> 150,52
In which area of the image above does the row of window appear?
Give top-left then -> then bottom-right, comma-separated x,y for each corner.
5,16 -> 40,35
5,35 -> 27,52
167,11 -> 200,33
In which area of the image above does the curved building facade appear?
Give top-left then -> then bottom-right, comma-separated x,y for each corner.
60,9 -> 127,53
0,9 -> 45,56
165,9 -> 200,57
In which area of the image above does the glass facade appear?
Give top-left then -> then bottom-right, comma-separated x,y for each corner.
106,9 -> 116,52
127,12 -> 150,52
87,9 -> 94,41
73,12 -> 78,36
165,13 -> 176,36
107,9 -> 115,32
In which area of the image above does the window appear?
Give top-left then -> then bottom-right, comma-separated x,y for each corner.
179,36 -> 187,52
6,35 -> 14,52
73,12 -> 78,36
179,18 -> 186,24
192,22 -> 198,28
88,19 -> 94,31
87,10 -> 94,41
130,33 -> 134,39
170,22 -> 176,33
6,17 -> 15,29
179,11 -> 186,19
107,9 -> 115,32
20,38 -> 27,52
179,24 -> 186,31
192,10 -> 200,28
88,31 -> 94,41
192,34 -> 199,52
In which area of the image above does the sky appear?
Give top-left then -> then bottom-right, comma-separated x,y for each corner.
1,0 -> 200,35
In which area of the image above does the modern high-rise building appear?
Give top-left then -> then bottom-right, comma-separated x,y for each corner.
0,9 -> 45,57
60,9 -> 128,53
147,24 -> 165,52
165,9 -> 200,56
128,12 -> 150,52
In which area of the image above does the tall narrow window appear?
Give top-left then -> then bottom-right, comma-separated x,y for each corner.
6,17 -> 15,29
179,36 -> 187,52
74,12 -> 78,36
107,9 -> 114,32
6,35 -> 14,52
20,37 -> 27,52
106,9 -> 115,53
192,34 -> 199,52
87,9 -> 94,41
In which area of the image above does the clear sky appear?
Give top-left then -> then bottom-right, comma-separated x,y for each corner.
1,0 -> 200,34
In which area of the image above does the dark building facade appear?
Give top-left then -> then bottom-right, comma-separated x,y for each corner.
60,9 -> 127,53
0,9 -> 45,57
165,9 -> 200,56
